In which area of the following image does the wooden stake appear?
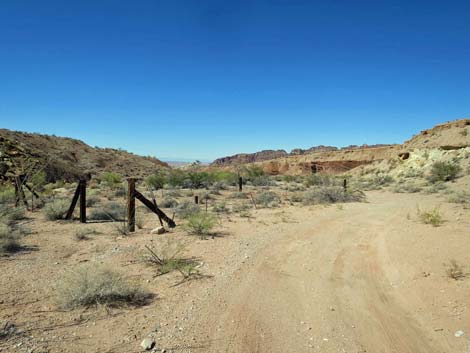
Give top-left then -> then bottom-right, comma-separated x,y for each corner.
65,182 -> 81,220
127,178 -> 136,232
195,195 -> 199,204
79,179 -> 86,223
343,179 -> 347,192
239,176 -> 243,192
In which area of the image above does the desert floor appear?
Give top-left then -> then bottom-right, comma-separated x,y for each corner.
1,189 -> 470,353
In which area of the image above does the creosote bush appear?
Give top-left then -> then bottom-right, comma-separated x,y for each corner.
56,264 -> 151,309
428,161 -> 461,183
43,199 -> 70,220
184,212 -> 216,238
0,223 -> 22,254
302,186 -> 365,205
255,191 -> 280,208
175,201 -> 199,219
89,202 -> 126,221
417,206 -> 444,227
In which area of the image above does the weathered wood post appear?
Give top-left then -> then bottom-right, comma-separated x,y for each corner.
239,176 -> 243,192
194,195 -> 199,204
14,179 -> 19,207
79,179 -> 87,223
127,178 -> 136,232
343,179 -> 347,192
65,182 -> 81,220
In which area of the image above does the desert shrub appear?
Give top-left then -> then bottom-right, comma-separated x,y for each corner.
89,202 -> 126,221
417,207 -> 444,227
211,181 -> 229,192
302,186 -> 365,205
255,191 -> 280,208
86,195 -> 99,207
0,223 -> 22,254
113,220 -> 130,236
186,172 -> 213,189
164,190 -> 182,198
43,199 -> 70,220
460,129 -> 468,137
249,176 -> 274,187
211,171 -> 238,186
445,260 -> 467,280
284,183 -> 306,192
166,170 -> 187,188
289,192 -> 304,203
100,172 -> 122,187
0,205 -> 26,224
212,202 -> 229,214
113,186 -> 127,197
144,240 -> 194,275
159,198 -> 178,208
423,182 -> 448,194
232,202 -> 252,217
0,186 -> 16,204
229,191 -> 248,199
304,174 -> 337,187
428,161 -> 461,183
392,182 -> 422,193
447,191 -> 470,207
75,227 -> 98,241
56,264 -> 151,309
184,212 -> 216,238
146,173 -> 166,190
175,201 -> 199,219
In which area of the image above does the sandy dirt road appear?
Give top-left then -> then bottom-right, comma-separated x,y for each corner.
186,192 -> 469,353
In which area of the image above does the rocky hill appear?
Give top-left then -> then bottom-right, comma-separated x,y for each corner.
0,129 -> 169,182
210,118 -> 470,175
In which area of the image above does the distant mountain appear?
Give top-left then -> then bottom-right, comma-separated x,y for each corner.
0,129 -> 169,182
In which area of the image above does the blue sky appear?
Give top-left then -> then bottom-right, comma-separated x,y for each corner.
1,1 -> 469,161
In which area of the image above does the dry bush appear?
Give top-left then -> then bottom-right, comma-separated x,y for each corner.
43,199 -> 69,220
175,200 -> 199,219
228,191 -> 248,199
392,182 -> 422,193
0,223 -> 22,254
212,202 -> 229,214
445,260 -> 467,280
159,198 -> 178,208
255,191 -> 280,208
302,186 -> 365,205
74,227 -> 99,241
417,207 -> 444,227
56,264 -> 151,309
89,202 -> 126,221
144,240 -> 196,276
448,191 -> 470,208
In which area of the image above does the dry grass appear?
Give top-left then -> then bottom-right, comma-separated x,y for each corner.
445,260 -> 468,280
56,264 -> 152,309
417,207 -> 444,227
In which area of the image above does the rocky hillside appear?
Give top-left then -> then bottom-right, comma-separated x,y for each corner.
210,118 -> 470,175
0,129 -> 169,182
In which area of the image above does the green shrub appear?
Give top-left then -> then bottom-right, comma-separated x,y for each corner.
229,191 -> 248,199
43,199 -> 70,220
86,195 -> 99,207
56,264 -> 151,309
184,212 -> 216,238
146,173 -> 166,190
101,172 -> 122,187
302,186 -> 365,205
212,202 -> 229,214
304,174 -> 337,187
392,182 -> 422,193
428,162 -> 461,183
255,191 -> 280,208
417,207 -> 444,227
448,191 -> 470,207
0,186 -> 16,204
144,241 -> 195,276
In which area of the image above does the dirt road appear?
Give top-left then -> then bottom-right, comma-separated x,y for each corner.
186,192 -> 469,353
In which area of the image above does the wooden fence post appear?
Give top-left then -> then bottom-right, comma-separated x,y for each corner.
65,182 -> 81,220
239,176 -> 243,192
79,179 -> 87,223
195,195 -> 199,204
343,179 -> 347,192
127,178 -> 136,232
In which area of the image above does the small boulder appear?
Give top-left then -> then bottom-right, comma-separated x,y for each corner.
140,337 -> 155,351
150,226 -> 166,235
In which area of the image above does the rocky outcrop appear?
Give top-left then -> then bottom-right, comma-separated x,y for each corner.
212,150 -> 289,166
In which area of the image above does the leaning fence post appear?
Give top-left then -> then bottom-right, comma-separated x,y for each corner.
127,178 -> 136,232
79,179 -> 87,223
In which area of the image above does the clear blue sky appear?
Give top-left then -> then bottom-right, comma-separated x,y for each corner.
1,1 -> 469,161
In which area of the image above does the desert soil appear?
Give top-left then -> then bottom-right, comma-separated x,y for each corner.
1,190 -> 470,353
